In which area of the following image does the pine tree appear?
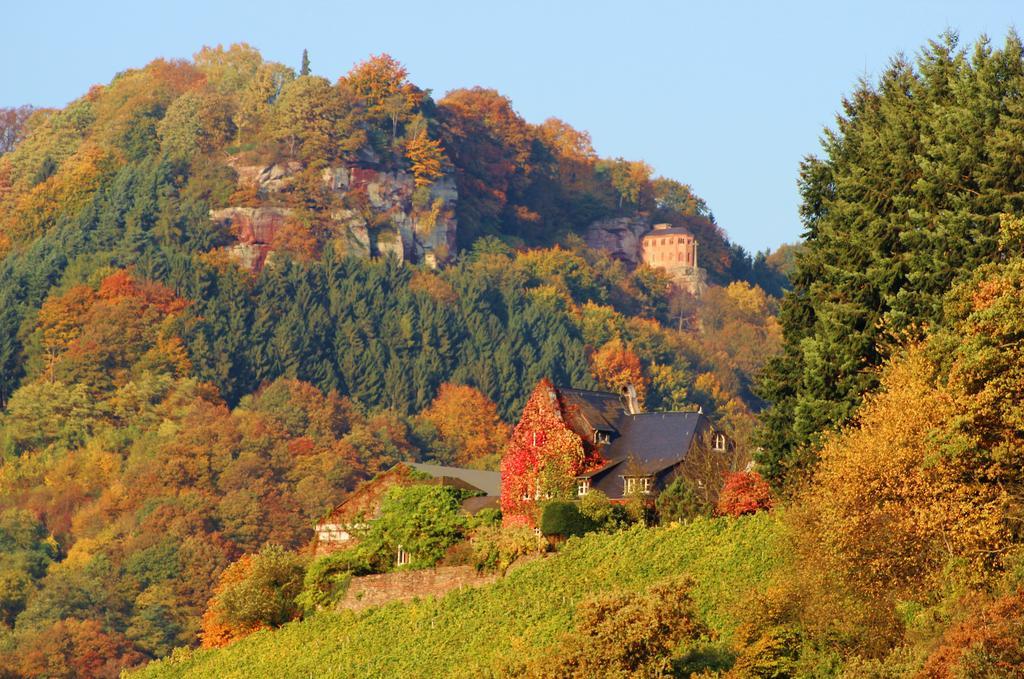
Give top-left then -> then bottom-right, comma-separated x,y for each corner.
300,49 -> 310,76
755,31 -> 1024,485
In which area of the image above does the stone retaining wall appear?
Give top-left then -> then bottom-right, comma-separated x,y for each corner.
337,565 -> 500,612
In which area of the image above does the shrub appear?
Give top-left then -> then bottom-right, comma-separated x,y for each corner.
919,591 -> 1024,677
470,525 -> 547,573
540,501 -> 593,538
469,507 -> 502,529
199,544 -> 306,648
727,626 -> 801,678
439,540 -> 475,567
656,477 -> 711,524
295,549 -> 371,615
359,484 -> 469,570
715,471 -> 772,517
577,489 -> 632,532
518,575 -> 709,678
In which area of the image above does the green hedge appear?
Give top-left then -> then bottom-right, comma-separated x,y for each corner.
539,501 -> 593,538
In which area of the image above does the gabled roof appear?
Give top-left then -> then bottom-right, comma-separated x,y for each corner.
410,463 -> 501,497
320,462 -> 502,527
576,458 -> 623,479
603,412 -> 702,475
550,385 -> 713,500
557,387 -> 626,433
460,495 -> 501,515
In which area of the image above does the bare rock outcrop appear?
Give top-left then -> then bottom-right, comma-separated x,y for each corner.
583,216 -> 651,266
323,166 -> 457,264
210,206 -> 294,244
230,160 -> 302,195
213,160 -> 457,272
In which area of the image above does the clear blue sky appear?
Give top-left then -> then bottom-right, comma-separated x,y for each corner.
2,1 -> 1020,252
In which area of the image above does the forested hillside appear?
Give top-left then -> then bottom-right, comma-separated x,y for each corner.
133,31 -> 1024,678
0,46 -> 786,676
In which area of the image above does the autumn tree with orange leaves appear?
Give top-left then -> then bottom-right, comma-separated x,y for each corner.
420,383 -> 510,469
342,54 -> 423,143
589,337 -> 648,407
200,545 -> 306,648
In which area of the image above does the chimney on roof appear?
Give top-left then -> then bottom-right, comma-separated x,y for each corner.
622,384 -> 642,415
652,223 -> 672,231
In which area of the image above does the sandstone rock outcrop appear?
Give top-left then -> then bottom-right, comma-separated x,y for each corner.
210,206 -> 293,244
231,160 -> 303,194
321,166 -> 457,264
214,159 -> 457,272
209,206 -> 294,272
583,216 -> 651,266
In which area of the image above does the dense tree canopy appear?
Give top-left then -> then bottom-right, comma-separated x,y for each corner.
756,31 -> 1024,484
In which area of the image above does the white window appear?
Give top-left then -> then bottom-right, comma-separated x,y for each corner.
396,546 -> 411,567
625,477 -> 653,495
594,431 -> 611,444
577,478 -> 590,496
713,433 -> 727,451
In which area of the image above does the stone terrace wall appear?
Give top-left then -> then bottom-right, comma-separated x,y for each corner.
337,565 -> 500,612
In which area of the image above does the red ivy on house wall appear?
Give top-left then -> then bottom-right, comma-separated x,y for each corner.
501,379 -> 586,525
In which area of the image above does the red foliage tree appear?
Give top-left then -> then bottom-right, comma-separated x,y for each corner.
500,379 -> 586,526
715,471 -> 773,517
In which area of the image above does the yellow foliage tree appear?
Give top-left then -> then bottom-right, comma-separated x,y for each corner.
798,346 -> 1009,601
404,129 -> 447,187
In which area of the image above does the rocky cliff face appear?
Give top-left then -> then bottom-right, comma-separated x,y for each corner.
583,216 -> 651,266
211,160 -> 457,272
585,215 -> 707,296
322,165 -> 457,265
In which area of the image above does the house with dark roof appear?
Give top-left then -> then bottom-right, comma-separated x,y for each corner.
314,462 -> 500,555
504,382 -> 732,513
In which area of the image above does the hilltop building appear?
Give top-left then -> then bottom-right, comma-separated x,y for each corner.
641,223 -> 707,296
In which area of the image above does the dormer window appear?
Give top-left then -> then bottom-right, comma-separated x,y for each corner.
713,433 -> 727,451
577,478 -> 590,496
594,430 -> 611,445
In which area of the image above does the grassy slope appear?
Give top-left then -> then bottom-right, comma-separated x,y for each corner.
136,514 -> 784,679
